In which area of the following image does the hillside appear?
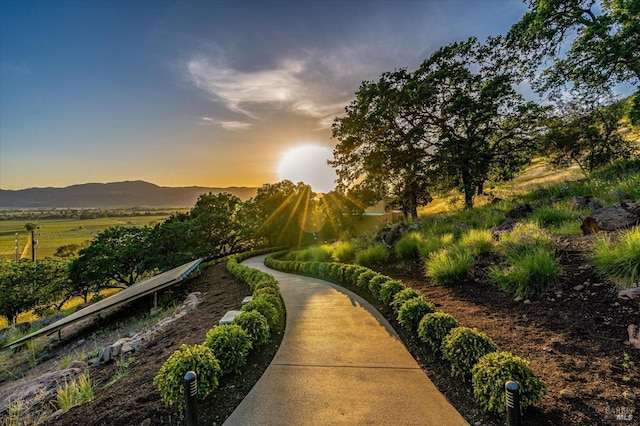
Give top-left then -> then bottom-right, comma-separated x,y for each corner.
0,181 -> 257,208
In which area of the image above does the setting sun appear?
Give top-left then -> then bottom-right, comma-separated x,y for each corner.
277,145 -> 337,193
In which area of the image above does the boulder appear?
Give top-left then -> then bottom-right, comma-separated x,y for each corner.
376,223 -> 405,247
569,196 -> 591,209
581,202 -> 640,234
491,217 -> 516,234
505,203 -> 533,219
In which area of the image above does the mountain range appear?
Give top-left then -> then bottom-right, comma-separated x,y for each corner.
0,181 -> 258,208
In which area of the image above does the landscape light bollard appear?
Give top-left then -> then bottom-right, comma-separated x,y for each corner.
505,380 -> 521,426
184,371 -> 198,426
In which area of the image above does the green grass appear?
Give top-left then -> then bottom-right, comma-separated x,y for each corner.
355,243 -> 389,266
457,229 -> 494,255
592,227 -> 640,286
0,215 -> 170,260
490,247 -> 563,297
425,247 -> 474,285
56,371 -> 94,412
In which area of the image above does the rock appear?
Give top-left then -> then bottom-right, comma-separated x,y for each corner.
98,340 -> 124,364
626,324 -> 640,349
376,223 -> 405,246
514,296 -> 524,303
573,285 -> 585,291
36,353 -> 55,365
588,201 -> 603,211
609,189 -> 632,201
492,217 -> 517,233
618,287 -> 640,299
505,203 -> 533,219
560,388 -> 577,399
65,360 -> 88,370
581,202 -> 640,234
623,390 -> 636,401
569,196 -> 591,209
523,299 -> 531,305
140,419 -> 152,426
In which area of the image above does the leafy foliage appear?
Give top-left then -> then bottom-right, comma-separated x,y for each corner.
203,325 -> 253,374
396,297 -> 435,332
232,311 -> 271,346
241,295 -> 281,330
153,344 -> 222,410
391,288 -> 421,312
417,312 -> 460,353
378,280 -> 406,305
441,327 -> 499,380
472,351 -> 546,414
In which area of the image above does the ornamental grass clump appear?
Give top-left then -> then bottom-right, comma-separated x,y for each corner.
334,242 -> 356,263
489,247 -> 563,297
458,229 -> 493,256
592,227 -> 640,285
417,312 -> 460,353
203,325 -> 252,374
154,344 -> 222,410
395,232 -> 423,259
397,297 -> 435,332
441,327 -> 499,380
391,288 -> 421,312
56,371 -> 94,412
356,244 -> 389,267
419,233 -> 454,258
496,222 -> 555,258
425,246 -> 474,285
471,351 -> 546,414
232,311 -> 270,346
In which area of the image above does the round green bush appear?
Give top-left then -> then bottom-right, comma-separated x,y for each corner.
441,327 -> 499,380
397,297 -> 435,332
203,325 -> 253,374
241,295 -> 281,330
471,351 -> 546,414
356,270 -> 378,288
368,274 -> 391,298
391,288 -> 421,312
232,310 -> 271,346
417,312 -> 460,353
153,344 -> 222,410
378,280 -> 406,305
253,286 -> 279,298
253,292 -> 284,312
253,280 -> 280,292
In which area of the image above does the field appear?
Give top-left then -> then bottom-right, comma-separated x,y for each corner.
0,215 -> 171,261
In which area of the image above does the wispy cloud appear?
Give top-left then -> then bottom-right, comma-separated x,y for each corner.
197,116 -> 253,131
186,53 -> 361,128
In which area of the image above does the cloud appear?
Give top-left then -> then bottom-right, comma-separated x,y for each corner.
186,53 -> 361,128
197,116 -> 253,131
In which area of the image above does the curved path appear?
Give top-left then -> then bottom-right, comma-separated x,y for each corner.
224,255 -> 468,425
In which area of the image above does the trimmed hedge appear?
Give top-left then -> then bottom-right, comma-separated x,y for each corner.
232,310 -> 271,346
441,327 -> 499,380
397,297 -> 436,332
417,312 -> 460,353
203,325 -> 253,374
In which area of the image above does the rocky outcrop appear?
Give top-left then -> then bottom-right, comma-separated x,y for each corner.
581,202 -> 640,234
491,203 -> 533,234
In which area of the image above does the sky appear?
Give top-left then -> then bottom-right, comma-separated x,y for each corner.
0,0 -> 529,193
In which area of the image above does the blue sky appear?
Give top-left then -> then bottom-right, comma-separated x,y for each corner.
0,0 -> 528,191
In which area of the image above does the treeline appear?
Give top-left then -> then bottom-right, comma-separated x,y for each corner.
0,181 -> 363,324
0,208 -> 181,221
331,0 -> 639,216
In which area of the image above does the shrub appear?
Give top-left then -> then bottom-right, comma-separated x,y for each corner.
57,371 -> 94,412
592,227 -> 640,285
458,229 -> 493,255
242,295 -> 281,329
356,270 -> 378,289
397,297 -> 435,332
367,274 -> 391,297
203,325 -> 253,374
395,232 -> 422,259
496,222 -> 555,259
391,288 -> 421,312
417,312 -> 460,353
441,327 -> 499,380
253,280 -> 279,292
378,280 -> 406,305
253,286 -> 279,298
472,351 -> 546,414
334,242 -> 356,263
153,344 -> 222,410
419,233 -> 454,258
490,247 -> 563,297
232,311 -> 270,346
356,244 -> 389,267
425,247 -> 474,285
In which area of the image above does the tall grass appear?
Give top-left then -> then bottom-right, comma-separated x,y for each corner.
333,242 -> 356,263
458,229 -> 493,255
592,227 -> 640,286
425,247 -> 474,285
355,244 -> 389,266
490,248 -> 563,297
395,232 -> 423,259
57,371 -> 94,412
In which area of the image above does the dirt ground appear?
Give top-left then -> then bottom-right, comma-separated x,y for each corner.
5,262 -> 283,426
2,236 -> 639,425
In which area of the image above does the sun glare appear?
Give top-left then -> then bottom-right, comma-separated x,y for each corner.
277,145 -> 337,193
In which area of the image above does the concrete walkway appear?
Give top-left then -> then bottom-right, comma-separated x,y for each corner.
223,255 -> 468,425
